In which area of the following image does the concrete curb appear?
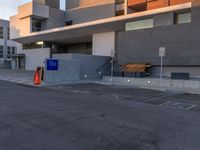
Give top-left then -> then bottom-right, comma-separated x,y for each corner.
102,76 -> 200,95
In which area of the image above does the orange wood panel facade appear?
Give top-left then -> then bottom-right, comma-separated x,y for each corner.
147,0 -> 169,10
170,0 -> 191,6
128,0 -> 147,6
128,0 -> 192,11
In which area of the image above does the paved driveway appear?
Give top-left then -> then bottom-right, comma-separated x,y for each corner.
0,81 -> 200,150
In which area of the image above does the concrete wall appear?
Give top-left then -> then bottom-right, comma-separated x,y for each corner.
18,2 -> 49,19
10,15 -> 20,39
32,2 -> 49,19
117,7 -> 200,77
93,32 -> 115,57
10,15 -> 31,39
20,17 -> 32,37
52,53 -> 111,79
67,43 -> 92,54
66,0 -> 115,10
65,2 -> 115,24
33,0 -> 60,9
18,2 -> 33,19
153,12 -> 174,27
118,19 -> 200,66
41,8 -> 65,30
45,59 -> 80,83
23,48 -> 50,70
151,66 -> 200,78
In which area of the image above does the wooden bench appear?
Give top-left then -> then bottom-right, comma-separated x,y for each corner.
121,63 -> 152,77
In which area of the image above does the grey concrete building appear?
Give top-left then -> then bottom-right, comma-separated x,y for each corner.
0,19 -> 21,68
9,0 -> 200,79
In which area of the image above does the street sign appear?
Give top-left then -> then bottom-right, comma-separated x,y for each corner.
159,47 -> 166,57
47,59 -> 58,71
111,49 -> 115,57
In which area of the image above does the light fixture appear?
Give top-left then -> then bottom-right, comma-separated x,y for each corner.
36,41 -> 44,45
170,81 -> 174,86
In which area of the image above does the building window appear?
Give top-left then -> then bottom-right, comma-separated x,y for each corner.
7,28 -> 10,40
0,27 -> 3,39
126,19 -> 154,31
7,47 -> 11,54
7,47 -> 11,59
12,47 -> 16,55
0,45 -> 3,58
32,18 -> 42,32
65,20 -> 73,26
23,42 -> 47,50
175,12 -> 191,24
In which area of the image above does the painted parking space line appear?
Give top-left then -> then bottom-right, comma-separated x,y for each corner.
142,93 -> 178,103
159,101 -> 197,110
185,104 -> 197,110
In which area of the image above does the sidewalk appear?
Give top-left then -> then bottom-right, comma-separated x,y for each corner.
0,69 -> 101,86
0,69 -> 34,85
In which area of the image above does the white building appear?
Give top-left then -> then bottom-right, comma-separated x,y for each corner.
0,19 -> 22,69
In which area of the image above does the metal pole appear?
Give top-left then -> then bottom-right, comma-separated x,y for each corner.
160,56 -> 163,81
160,56 -> 163,89
159,47 -> 165,88
111,56 -> 114,84
16,57 -> 19,70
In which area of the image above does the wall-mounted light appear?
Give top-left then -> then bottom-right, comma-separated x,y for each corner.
36,41 -> 44,45
170,81 -> 174,86
36,41 -> 44,48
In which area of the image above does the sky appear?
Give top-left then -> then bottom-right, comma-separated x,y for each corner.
0,0 -> 65,20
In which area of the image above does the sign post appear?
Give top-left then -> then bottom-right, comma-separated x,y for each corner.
111,49 -> 115,84
159,47 -> 166,84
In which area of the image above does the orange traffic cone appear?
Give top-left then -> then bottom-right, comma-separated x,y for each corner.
34,71 -> 41,85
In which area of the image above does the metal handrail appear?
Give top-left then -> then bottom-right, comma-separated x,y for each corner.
96,59 -> 111,72
96,58 -> 112,79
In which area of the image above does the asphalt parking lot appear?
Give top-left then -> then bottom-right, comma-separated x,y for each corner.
0,80 -> 200,150
49,83 -> 200,112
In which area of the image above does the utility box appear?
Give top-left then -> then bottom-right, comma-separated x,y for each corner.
171,72 -> 190,80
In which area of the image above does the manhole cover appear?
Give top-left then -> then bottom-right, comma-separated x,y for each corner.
160,101 -> 196,110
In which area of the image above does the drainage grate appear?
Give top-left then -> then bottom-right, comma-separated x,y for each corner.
159,101 -> 196,110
